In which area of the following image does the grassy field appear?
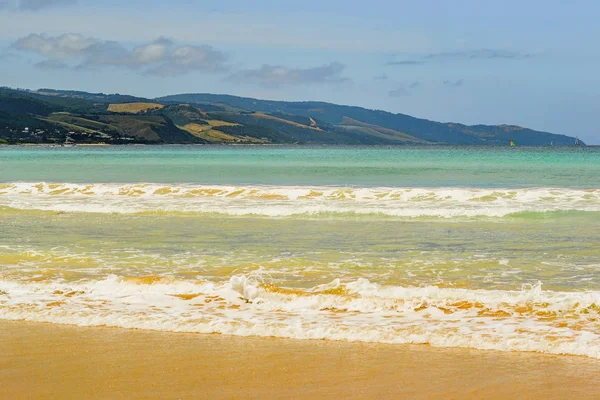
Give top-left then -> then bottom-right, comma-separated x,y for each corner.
48,113 -> 114,131
46,112 -> 197,143
98,115 -> 166,141
253,112 -> 322,130
180,120 -> 266,143
42,115 -> 108,136
107,103 -> 164,113
337,117 -> 427,143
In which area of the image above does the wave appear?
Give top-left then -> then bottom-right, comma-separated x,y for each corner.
1,182 -> 599,218
1,274 -> 599,358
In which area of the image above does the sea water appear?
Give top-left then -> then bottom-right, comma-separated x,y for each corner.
1,145 -> 599,357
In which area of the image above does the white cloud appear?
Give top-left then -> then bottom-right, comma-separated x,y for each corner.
0,9 -> 430,53
12,33 -> 229,76
78,40 -> 132,68
13,33 -> 98,58
11,32 -> 349,86
132,38 -> 171,65
147,44 -> 228,76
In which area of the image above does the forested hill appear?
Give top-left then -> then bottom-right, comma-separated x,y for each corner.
0,87 -> 583,146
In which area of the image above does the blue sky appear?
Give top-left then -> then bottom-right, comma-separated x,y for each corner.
1,0 -> 599,143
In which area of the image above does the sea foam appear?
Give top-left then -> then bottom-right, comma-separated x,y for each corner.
1,182 -> 599,218
1,275 -> 599,358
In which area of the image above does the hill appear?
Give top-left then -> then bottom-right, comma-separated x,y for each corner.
0,87 -> 584,145
0,88 -> 202,144
35,88 -> 150,104
158,93 -> 581,146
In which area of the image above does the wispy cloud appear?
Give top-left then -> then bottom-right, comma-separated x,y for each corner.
426,49 -> 533,60
388,48 -> 536,66
442,79 -> 465,87
0,52 -> 20,61
228,62 -> 349,88
35,59 -> 68,69
388,87 -> 409,97
373,74 -> 389,81
388,81 -> 421,97
12,33 -> 229,76
386,60 -> 423,66
0,0 -> 75,11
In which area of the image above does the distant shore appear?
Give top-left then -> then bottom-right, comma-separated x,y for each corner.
0,142 -> 594,147
2,320 -> 599,399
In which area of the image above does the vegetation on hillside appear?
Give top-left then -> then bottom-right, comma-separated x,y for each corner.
35,89 -> 149,104
0,89 -> 201,144
158,93 -> 581,146
0,87 -> 584,146
107,103 -> 164,113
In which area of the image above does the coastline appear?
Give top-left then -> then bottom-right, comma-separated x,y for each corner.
0,142 -> 594,148
2,320 -> 600,399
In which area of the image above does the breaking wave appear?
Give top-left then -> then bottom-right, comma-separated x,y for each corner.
1,182 -> 599,218
1,274 -> 599,358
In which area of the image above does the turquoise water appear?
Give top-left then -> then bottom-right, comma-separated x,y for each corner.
1,145 -> 600,358
1,146 -> 599,187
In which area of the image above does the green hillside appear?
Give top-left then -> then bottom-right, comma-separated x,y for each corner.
35,88 -> 150,104
0,87 -> 584,146
0,89 -> 202,144
158,93 -> 581,146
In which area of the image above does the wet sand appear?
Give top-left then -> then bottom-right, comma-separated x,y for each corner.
2,320 -> 599,400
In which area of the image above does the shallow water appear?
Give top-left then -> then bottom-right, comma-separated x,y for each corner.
1,145 -> 598,187
1,146 -> 599,358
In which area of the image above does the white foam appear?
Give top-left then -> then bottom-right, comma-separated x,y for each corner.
1,275 -> 599,358
1,182 -> 599,218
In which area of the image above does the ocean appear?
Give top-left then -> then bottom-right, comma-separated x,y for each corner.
1,145 -> 599,358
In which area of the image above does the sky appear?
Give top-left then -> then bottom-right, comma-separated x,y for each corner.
1,0 -> 599,143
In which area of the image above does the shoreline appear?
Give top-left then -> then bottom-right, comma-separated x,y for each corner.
2,320 -> 600,399
1,143 -> 595,147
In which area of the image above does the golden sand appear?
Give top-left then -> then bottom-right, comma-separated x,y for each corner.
1,321 -> 599,399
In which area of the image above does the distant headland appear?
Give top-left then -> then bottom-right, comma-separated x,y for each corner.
0,87 -> 583,146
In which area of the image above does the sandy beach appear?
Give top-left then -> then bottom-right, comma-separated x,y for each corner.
2,148 -> 600,399
2,320 -> 599,400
